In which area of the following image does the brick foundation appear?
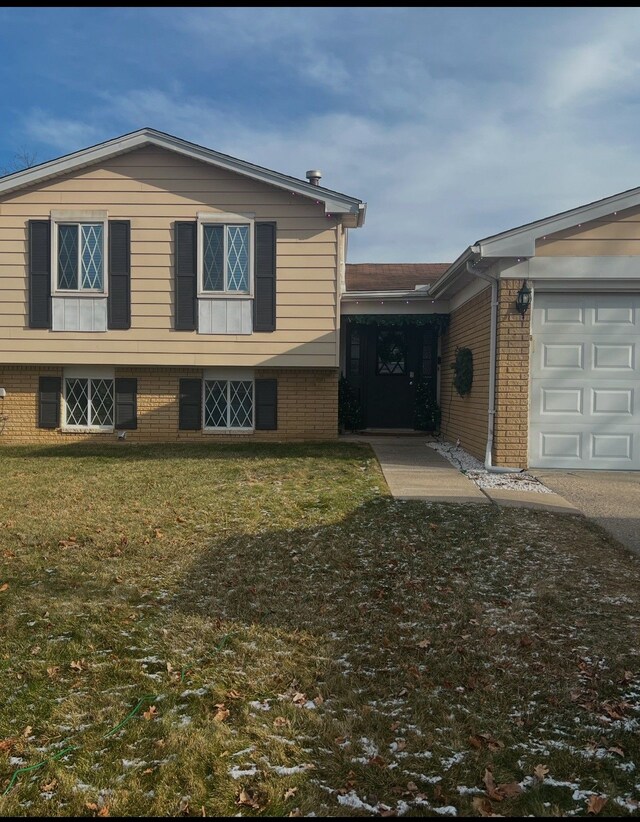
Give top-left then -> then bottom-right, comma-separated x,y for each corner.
0,366 -> 338,444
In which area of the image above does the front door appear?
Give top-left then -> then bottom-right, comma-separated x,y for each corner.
346,322 -> 438,429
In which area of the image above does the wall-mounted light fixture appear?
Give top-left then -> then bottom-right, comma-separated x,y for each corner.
515,279 -> 532,316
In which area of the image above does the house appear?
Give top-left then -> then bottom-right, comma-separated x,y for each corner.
342,192 -> 640,471
1,129 -> 639,471
0,128 -> 365,443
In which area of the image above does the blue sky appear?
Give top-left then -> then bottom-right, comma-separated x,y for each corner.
1,7 -> 639,262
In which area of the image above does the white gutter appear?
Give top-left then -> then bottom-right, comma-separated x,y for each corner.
341,288 -> 432,301
465,258 -> 522,474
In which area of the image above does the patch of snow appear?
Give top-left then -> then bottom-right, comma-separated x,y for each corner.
249,700 -> 271,711
268,764 -> 314,776
440,752 -> 466,770
434,807 -> 458,816
428,440 -> 552,493
337,791 -> 378,813
229,765 -> 259,780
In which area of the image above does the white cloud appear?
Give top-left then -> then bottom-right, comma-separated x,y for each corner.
15,8 -> 640,261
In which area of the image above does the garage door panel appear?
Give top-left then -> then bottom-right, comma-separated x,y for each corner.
530,292 -> 640,469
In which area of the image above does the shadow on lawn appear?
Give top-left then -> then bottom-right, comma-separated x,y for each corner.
2,441 -> 371,462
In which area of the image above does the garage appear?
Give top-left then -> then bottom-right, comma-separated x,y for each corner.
529,292 -> 640,469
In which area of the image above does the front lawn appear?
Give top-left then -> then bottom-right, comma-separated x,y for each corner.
0,443 -> 638,817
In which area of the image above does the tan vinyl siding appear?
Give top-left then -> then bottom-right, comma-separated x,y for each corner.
0,365 -> 338,443
536,204 -> 640,256
0,145 -> 339,367
439,287 -> 491,461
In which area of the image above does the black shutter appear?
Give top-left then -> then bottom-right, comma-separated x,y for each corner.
255,378 -> 277,430
179,378 -> 202,430
175,222 -> 197,331
108,221 -> 131,329
115,378 -> 137,430
29,220 -> 51,329
38,376 -> 60,429
254,222 -> 276,332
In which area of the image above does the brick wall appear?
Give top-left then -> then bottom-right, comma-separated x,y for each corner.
439,287 -> 491,461
0,366 -> 338,444
493,280 -> 531,468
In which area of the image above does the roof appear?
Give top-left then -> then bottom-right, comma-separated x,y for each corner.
0,127 -> 366,227
345,263 -> 450,292
475,183 -> 640,258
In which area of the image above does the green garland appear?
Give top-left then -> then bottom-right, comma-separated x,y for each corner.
338,375 -> 363,432
345,314 -> 450,333
414,376 -> 441,431
452,347 -> 473,396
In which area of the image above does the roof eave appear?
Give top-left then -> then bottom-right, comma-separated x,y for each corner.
0,127 -> 365,220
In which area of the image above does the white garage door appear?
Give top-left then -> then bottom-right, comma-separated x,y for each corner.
530,292 -> 640,469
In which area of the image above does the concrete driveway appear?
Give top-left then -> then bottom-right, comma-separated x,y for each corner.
532,470 -> 640,556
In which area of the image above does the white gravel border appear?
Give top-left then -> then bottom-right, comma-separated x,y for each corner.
428,439 -> 553,493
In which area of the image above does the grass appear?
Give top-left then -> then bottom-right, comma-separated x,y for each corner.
0,441 -> 639,817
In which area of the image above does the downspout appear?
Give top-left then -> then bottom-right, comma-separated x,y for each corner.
465,258 -> 522,474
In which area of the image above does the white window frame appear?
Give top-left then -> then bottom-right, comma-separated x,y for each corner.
51,210 -> 108,297
202,369 -> 255,431
197,212 -> 254,299
62,366 -> 115,431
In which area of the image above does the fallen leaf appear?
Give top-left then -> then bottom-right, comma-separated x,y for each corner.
608,745 -> 624,757
406,781 -> 419,792
284,787 -> 298,801
214,704 -> 230,722
533,763 -> 549,780
154,528 -> 164,539
97,808 -> 110,817
85,803 -> 99,812
472,796 -> 495,816
289,811 -> 303,818
0,738 -> 16,752
236,788 -> 264,810
70,660 -> 84,672
22,725 -> 33,737
273,716 -> 289,728
142,767 -> 154,774
498,782 -> 522,799
227,689 -> 242,700
0,583 -> 8,593
142,705 -> 158,721
292,692 -> 306,705
313,694 -> 324,706
417,638 -> 431,649
176,516 -> 186,523
40,778 -> 58,792
368,754 -> 386,767
484,768 -> 502,801
586,795 -> 608,815
519,635 -> 533,648
395,739 -> 407,752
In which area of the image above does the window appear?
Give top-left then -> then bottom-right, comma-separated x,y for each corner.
64,377 -> 114,428
348,326 -> 362,376
204,379 -> 253,429
198,214 -> 254,297
376,328 -> 407,375
56,223 -> 105,292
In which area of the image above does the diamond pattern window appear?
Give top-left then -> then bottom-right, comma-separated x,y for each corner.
57,223 -> 104,291
202,224 -> 250,294
204,380 -> 253,429
64,377 -> 114,428
376,328 -> 407,376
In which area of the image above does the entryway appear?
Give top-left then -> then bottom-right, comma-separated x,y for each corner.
344,321 -> 438,429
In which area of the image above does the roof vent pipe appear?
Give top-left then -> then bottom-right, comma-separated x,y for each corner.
306,169 -> 322,186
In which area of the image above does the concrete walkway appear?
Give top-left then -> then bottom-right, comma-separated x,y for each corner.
344,435 -> 580,513
365,436 -> 489,504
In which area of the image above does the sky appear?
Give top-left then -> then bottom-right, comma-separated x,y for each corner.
1,7 -> 639,263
